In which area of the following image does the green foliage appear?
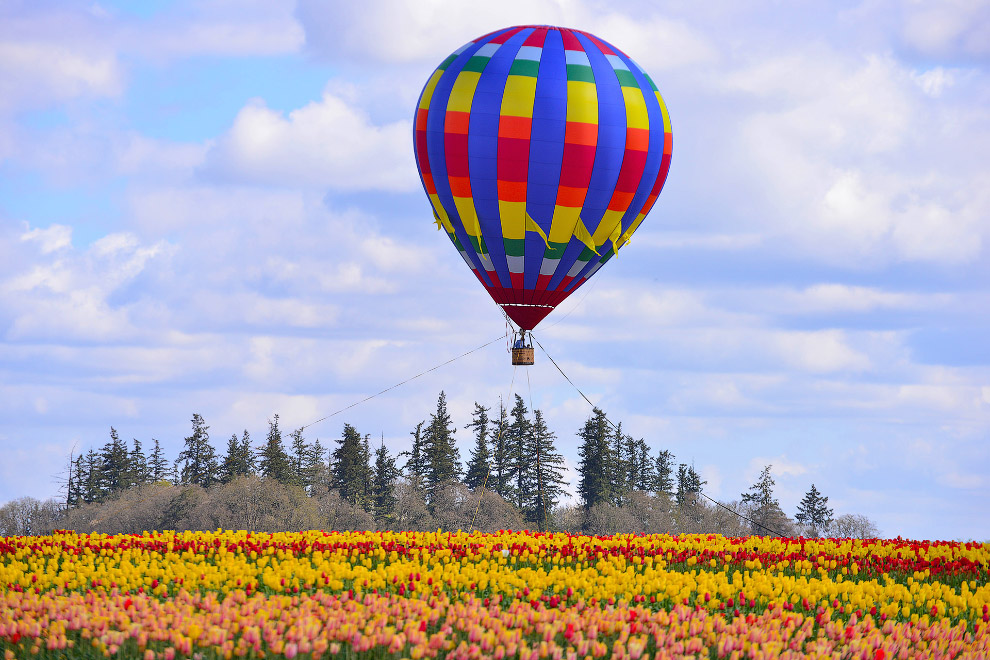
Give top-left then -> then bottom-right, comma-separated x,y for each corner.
331,424 -> 371,508
176,414 -> 220,488
653,449 -> 675,496
422,391 -> 461,502
257,415 -> 293,485
525,409 -> 568,530
372,440 -> 400,526
796,483 -> 834,537
490,401 -> 513,501
577,408 -> 612,510
464,403 -> 492,490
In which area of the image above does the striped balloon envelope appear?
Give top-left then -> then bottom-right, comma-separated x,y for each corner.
414,25 -> 672,331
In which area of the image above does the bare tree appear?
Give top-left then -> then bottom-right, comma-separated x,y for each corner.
315,489 -> 375,531
584,502 -> 639,536
624,491 -> 677,534
0,497 -> 63,536
391,479 -> 434,531
550,503 -> 585,534
828,513 -> 880,539
188,475 -> 320,533
428,482 -> 524,532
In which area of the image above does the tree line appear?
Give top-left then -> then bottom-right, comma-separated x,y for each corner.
2,392 -> 876,538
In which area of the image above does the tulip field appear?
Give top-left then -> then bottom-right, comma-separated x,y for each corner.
1,530 -> 988,659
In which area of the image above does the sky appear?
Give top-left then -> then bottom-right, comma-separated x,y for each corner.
1,0 -> 988,541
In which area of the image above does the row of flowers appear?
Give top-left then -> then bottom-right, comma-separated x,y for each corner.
1,530 -> 988,658
2,589 -> 987,659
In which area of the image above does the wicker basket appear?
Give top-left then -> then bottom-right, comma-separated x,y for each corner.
511,347 -> 535,365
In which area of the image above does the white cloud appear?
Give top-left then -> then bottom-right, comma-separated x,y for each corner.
900,0 -> 990,59
911,67 -> 957,97
122,6 -> 304,60
204,94 -> 416,191
295,0 -> 716,70
20,224 -> 73,254
0,40 -> 122,111
2,228 -> 170,341
726,50 -> 988,266
750,283 -> 949,315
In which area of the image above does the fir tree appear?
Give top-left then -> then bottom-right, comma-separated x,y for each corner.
257,415 -> 293,484
653,449 -> 675,496
675,463 -> 706,506
507,395 -> 532,510
402,422 -> 428,489
608,422 -> 628,505
331,424 -> 372,507
67,453 -> 85,507
220,432 -> 253,484
239,431 -> 254,475
423,391 -> 460,501
577,408 -> 612,510
526,409 -> 568,529
371,440 -> 399,526
490,400 -> 514,501
128,438 -> 149,486
633,438 -> 654,491
795,484 -> 833,537
176,414 -> 219,487
741,464 -> 786,536
303,437 -> 328,493
81,449 -> 103,503
289,427 -> 308,487
464,403 -> 492,490
99,427 -> 130,494
148,438 -> 171,483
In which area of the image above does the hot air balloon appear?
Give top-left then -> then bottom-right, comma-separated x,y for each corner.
413,25 -> 672,364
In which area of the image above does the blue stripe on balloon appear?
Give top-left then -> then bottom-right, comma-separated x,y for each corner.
425,31 -> 509,286
613,50 -> 665,246
545,29 -> 626,292
523,28 -> 566,295
469,27 -> 534,290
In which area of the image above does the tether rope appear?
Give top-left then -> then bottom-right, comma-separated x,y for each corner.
300,334 -> 508,432
530,333 -> 786,537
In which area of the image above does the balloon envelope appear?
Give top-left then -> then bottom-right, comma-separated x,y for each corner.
414,25 -> 672,330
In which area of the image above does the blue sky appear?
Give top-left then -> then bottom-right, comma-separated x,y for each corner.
1,0 -> 988,540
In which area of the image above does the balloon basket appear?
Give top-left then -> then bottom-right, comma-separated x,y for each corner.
512,347 -> 535,366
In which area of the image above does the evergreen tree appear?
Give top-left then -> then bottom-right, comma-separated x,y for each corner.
507,395 -> 532,510
653,449 -> 675,496
464,403 -> 492,490
490,401 -> 514,501
257,415 -> 294,484
633,438 -> 654,491
795,484 -> 833,537
402,422 -> 428,489
422,391 -> 460,500
577,408 -> 612,510
81,449 -> 103,503
239,431 -> 254,475
99,427 -> 130,494
148,438 -> 171,483
331,424 -> 372,507
371,440 -> 399,526
289,427 -> 308,487
607,423 -> 628,505
675,463 -> 706,506
128,438 -> 149,486
67,453 -> 85,507
526,409 -> 568,530
303,437 -> 328,493
220,432 -> 253,484
176,414 -> 219,487
741,464 -> 787,536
